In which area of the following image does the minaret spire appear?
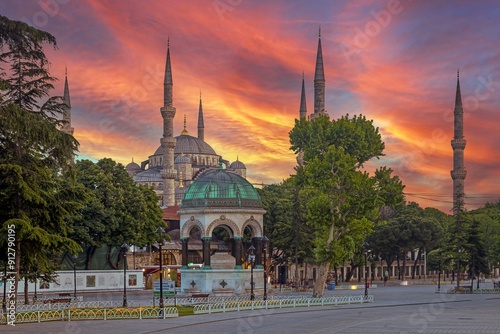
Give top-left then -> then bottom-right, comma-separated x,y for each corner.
311,26 -> 328,119
451,70 -> 467,214
299,72 -> 307,119
61,67 -> 74,136
198,91 -> 205,141
160,39 -> 177,207
164,38 -> 173,107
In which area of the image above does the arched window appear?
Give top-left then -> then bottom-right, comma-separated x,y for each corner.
155,250 -> 176,265
163,252 -> 176,265
188,250 -> 202,264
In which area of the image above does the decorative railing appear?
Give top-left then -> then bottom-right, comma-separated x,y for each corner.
193,295 -> 374,314
1,295 -> 375,325
0,307 -> 178,324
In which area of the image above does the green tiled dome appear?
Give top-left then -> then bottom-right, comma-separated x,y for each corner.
181,169 -> 262,209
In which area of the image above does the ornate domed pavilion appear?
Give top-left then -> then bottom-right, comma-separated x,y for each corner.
177,164 -> 265,296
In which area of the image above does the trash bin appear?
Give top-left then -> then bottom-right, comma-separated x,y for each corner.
328,282 -> 336,290
367,282 -> 370,288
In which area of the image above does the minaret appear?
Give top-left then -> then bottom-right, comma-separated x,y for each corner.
61,68 -> 74,136
310,27 -> 328,120
160,40 -> 177,207
198,91 -> 204,141
297,73 -> 307,166
299,72 -> 307,119
450,71 -> 467,214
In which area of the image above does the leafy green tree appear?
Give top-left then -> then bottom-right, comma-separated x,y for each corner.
464,217 -> 490,286
68,158 -> 164,269
0,16 -> 85,304
289,114 -> 404,297
259,178 -> 313,287
468,201 -> 500,275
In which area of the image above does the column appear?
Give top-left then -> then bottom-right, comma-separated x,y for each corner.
234,237 -> 242,269
202,237 -> 211,270
181,237 -> 189,269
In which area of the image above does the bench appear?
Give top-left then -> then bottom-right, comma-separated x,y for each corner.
191,293 -> 209,298
454,286 -> 472,293
43,298 -> 72,304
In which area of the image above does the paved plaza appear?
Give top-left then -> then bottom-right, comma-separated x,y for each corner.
3,284 -> 500,334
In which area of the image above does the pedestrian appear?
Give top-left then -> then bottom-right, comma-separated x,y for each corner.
384,270 -> 389,286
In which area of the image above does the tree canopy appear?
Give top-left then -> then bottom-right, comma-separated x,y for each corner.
0,15 -> 84,304
288,114 -> 404,296
68,158 -> 165,269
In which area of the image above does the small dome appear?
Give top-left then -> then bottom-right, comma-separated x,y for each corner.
229,160 -> 246,169
181,169 -> 262,209
125,160 -> 141,171
133,168 -> 163,182
174,154 -> 191,164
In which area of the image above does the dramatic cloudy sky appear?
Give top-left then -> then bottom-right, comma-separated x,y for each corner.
3,0 -> 499,213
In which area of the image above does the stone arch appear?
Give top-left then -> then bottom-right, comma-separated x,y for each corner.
180,216 -> 205,239
241,216 -> 263,238
205,215 -> 241,238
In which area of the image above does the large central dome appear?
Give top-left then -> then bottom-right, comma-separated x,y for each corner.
154,135 -> 217,156
181,169 -> 262,209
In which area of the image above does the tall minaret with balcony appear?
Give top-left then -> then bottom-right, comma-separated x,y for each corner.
451,71 -> 467,214
160,40 -> 177,207
310,27 -> 328,120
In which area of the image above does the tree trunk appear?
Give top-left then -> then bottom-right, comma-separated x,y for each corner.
294,247 -> 299,290
14,240 -> 21,307
396,254 -> 401,280
401,249 -> 408,281
304,262 -> 308,288
346,267 -> 353,282
312,262 -> 329,297
85,246 -> 96,270
412,249 -> 421,279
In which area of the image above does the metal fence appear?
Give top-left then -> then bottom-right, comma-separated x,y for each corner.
1,294 -> 373,325
1,307 -> 178,324
193,295 -> 374,314
13,294 -> 311,312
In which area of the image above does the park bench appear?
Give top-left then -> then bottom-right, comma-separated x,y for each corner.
191,293 -> 209,298
454,286 -> 472,293
43,298 -> 72,304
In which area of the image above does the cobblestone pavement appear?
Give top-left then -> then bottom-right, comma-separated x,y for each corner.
4,284 -> 500,334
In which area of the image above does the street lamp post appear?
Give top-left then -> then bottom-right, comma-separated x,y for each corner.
363,242 -> 370,297
72,256 -> 77,299
121,243 -> 129,307
456,248 -> 461,290
261,236 -> 269,301
248,245 -> 256,301
156,227 -> 166,310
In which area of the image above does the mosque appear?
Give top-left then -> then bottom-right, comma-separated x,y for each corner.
123,45 -> 247,207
